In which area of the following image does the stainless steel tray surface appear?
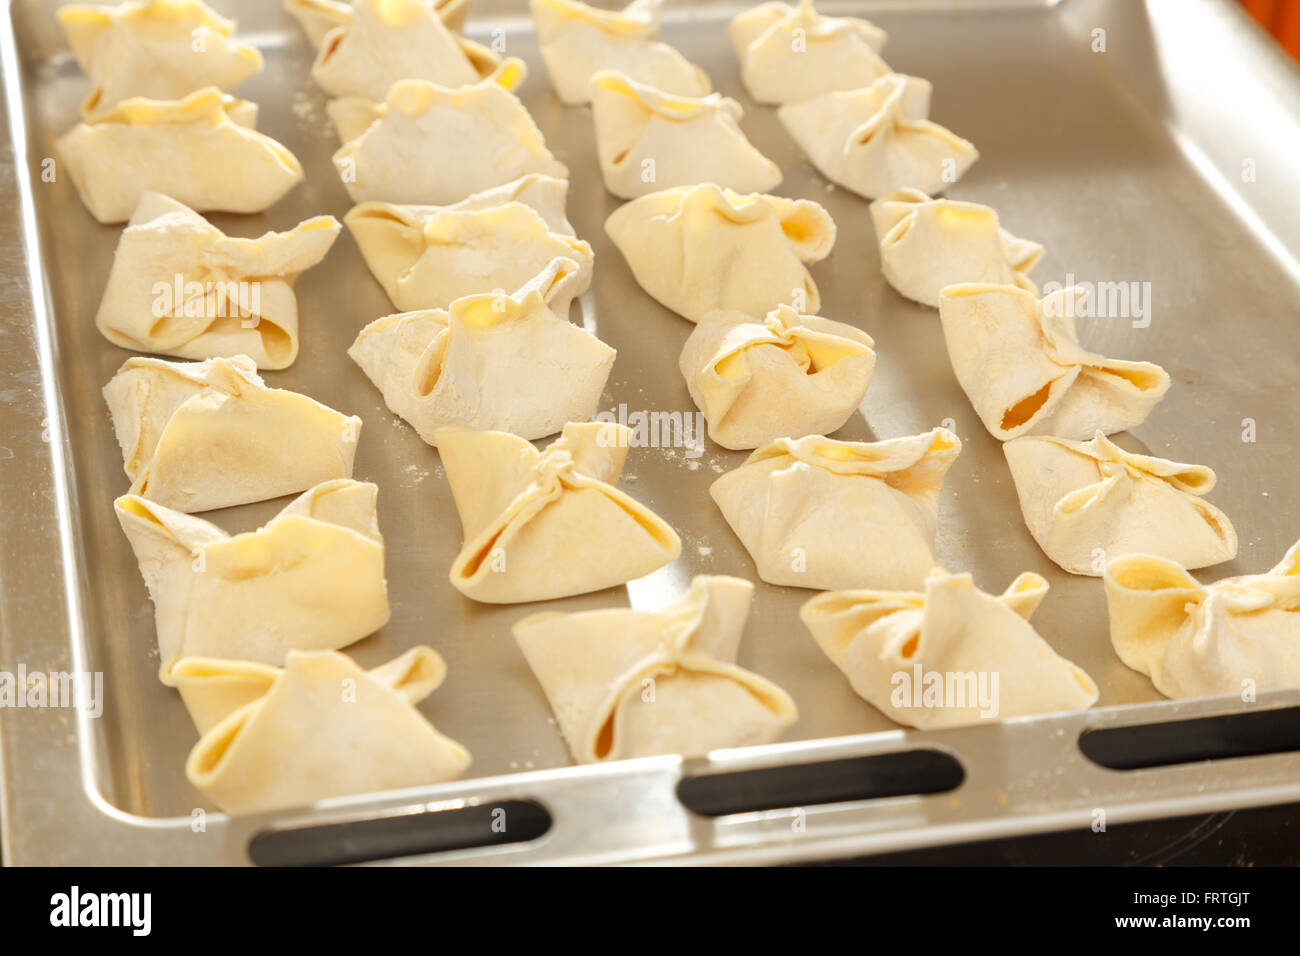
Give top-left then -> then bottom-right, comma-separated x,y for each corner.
3,0 -> 1300,865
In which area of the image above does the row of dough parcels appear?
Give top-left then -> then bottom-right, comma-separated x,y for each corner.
106,348 -> 1275,702
52,0 -> 528,220
54,0 -> 990,223
118,443 -> 1300,814
527,0 -> 984,200
100,334 -> 1236,593
60,0 -> 487,114
90,180 -> 1188,481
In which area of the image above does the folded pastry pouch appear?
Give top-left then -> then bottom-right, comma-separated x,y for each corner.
1005,431 -> 1236,576
728,0 -> 888,104
116,479 -> 389,682
869,188 -> 1043,308
1104,541 -> 1300,699
589,70 -> 781,198
60,0 -> 263,115
606,184 -> 836,323
178,647 -> 470,814
287,0 -> 469,47
348,261 -> 615,443
56,87 -> 303,222
938,283 -> 1171,440
344,175 -> 573,239
345,199 -> 592,313
310,0 -> 492,100
711,429 -> 960,591
104,355 -> 361,512
513,575 -> 797,762
801,569 -> 1098,729
95,193 -> 339,369
437,423 -> 681,603
330,65 -> 566,205
778,74 -> 977,200
533,0 -> 711,104
680,305 -> 873,449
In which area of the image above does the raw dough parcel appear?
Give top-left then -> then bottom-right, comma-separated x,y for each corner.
513,575 -> 797,762
439,422 -> 681,603
116,479 -> 390,682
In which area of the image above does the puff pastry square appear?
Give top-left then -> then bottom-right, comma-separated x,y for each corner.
1105,541 -> 1300,699
606,184 -> 836,322
532,0 -> 711,105
513,575 -> 797,762
117,479 -> 389,682
349,260 -> 615,444
1006,432 -> 1237,576
590,71 -> 781,199
939,284 -> 1171,441
287,0 -> 470,48
870,188 -> 1043,308
713,428 -> 960,590
96,193 -> 339,369
175,647 -> 470,813
310,0 -> 494,100
330,62 -> 567,204
728,0 -> 889,105
801,569 -> 1099,729
59,0 -> 263,115
345,198 -> 592,314
679,305 -> 875,449
779,74 -> 977,200
103,355 -> 361,512
438,422 -> 682,603
56,87 -> 303,223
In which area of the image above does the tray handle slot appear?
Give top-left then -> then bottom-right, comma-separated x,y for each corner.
676,749 -> 964,817
1079,705 -> 1300,770
248,799 -> 551,866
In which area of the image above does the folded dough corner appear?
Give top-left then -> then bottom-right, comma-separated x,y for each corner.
349,260 -> 615,444
1005,432 -> 1237,575
532,0 -> 711,105
589,70 -> 781,199
801,569 -> 1099,729
513,575 -> 797,762
103,354 -> 362,512
606,183 -> 836,322
116,479 -> 390,683
713,428 -> 961,591
938,283 -> 1171,441
175,646 -> 470,814
286,0 -> 470,49
56,87 -> 304,223
729,0 -> 889,105
779,73 -> 978,200
679,304 -> 875,449
96,192 -> 340,369
438,422 -> 681,603
59,0 -> 263,116
1103,540 -> 1300,699
870,188 -> 1044,308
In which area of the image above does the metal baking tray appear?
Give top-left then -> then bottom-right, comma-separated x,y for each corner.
3,0 -> 1300,866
